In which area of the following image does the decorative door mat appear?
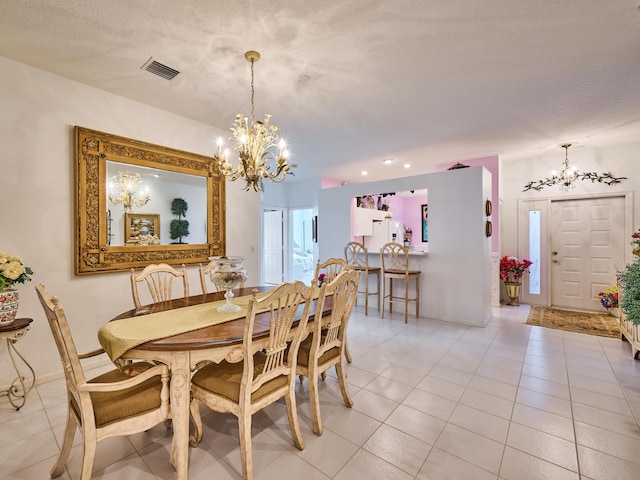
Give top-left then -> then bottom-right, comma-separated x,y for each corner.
526,306 -> 620,338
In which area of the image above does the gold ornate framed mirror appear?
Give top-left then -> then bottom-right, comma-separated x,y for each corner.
75,126 -> 225,274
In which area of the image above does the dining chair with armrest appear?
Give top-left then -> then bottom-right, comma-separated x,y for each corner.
313,257 -> 355,363
344,241 -> 381,315
35,284 -> 170,480
380,242 -> 421,323
189,281 -> 313,480
130,262 -> 189,308
297,269 -> 359,435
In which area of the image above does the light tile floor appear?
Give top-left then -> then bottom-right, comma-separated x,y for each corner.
2,305 -> 640,479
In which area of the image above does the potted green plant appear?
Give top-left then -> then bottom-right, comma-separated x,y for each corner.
169,198 -> 190,244
620,259 -> 640,325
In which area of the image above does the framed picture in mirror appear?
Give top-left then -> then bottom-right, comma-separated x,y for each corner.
125,213 -> 159,244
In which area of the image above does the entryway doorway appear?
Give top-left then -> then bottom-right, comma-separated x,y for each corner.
290,208 -> 315,285
550,196 -> 625,311
263,208 -> 285,286
517,193 -> 631,310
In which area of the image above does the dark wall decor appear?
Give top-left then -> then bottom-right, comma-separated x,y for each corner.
421,204 -> 429,242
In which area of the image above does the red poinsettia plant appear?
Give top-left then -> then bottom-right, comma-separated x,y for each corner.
499,255 -> 533,283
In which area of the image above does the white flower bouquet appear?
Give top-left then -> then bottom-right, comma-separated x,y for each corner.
0,251 -> 34,290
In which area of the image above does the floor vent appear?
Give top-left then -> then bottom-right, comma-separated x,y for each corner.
140,58 -> 180,80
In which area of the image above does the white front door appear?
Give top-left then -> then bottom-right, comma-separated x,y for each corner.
550,196 -> 625,311
263,209 -> 284,285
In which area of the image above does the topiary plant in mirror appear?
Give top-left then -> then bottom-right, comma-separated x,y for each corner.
619,259 -> 640,325
170,198 -> 190,244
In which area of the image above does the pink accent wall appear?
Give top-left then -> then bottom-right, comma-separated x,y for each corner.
321,177 -> 342,188
402,195 -> 428,247
349,192 -> 428,247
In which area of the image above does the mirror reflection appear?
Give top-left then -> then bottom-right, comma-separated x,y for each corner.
75,126 -> 225,274
106,161 -> 207,246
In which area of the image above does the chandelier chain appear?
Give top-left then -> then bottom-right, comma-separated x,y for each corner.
250,58 -> 255,124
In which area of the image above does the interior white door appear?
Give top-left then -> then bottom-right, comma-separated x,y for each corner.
263,209 -> 284,285
550,196 -> 625,311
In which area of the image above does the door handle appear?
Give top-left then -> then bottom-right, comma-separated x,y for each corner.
551,251 -> 559,263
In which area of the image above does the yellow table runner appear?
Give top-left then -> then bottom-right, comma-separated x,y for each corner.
98,287 -> 324,362
98,294 -> 258,362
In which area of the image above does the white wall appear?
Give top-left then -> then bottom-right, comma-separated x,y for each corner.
0,56 -> 260,385
318,167 -> 493,327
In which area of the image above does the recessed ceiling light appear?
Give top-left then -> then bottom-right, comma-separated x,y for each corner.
361,171 -> 368,176
403,163 -> 411,169
383,158 -> 395,165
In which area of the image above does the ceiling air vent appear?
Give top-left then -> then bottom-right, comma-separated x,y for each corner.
140,57 -> 180,80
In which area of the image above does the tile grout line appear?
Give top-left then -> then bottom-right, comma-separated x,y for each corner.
562,331 -> 583,479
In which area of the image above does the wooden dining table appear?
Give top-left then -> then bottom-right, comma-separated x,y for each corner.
99,286 -> 327,480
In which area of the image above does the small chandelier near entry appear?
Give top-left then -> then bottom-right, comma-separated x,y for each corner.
108,172 -> 150,212
214,50 -> 294,192
523,144 -> 627,192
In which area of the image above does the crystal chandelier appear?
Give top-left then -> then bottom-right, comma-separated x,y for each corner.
214,51 -> 294,192
523,144 -> 627,192
108,171 -> 150,211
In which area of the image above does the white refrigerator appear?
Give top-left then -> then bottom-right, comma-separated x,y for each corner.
364,219 -> 404,252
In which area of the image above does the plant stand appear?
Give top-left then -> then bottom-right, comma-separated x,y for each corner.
0,318 -> 35,409
620,310 -> 640,359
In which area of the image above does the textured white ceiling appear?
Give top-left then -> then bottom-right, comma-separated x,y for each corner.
2,0 -> 639,183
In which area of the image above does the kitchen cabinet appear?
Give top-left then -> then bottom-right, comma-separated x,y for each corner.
353,207 -> 391,236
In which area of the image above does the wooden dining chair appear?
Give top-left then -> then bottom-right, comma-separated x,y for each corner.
380,242 -> 421,323
297,269 -> 359,435
344,241 -> 381,315
189,281 -> 313,480
313,257 -> 350,286
198,260 -> 220,294
130,262 -> 189,308
35,284 -> 170,480
313,257 -> 354,363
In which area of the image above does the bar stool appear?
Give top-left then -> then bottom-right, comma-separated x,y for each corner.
344,241 -> 381,316
380,242 -> 421,324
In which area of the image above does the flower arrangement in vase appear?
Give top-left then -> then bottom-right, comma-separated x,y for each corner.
596,285 -> 619,310
499,256 -> 533,284
0,251 -> 34,325
631,228 -> 640,258
499,255 -> 533,306
0,251 -> 33,291
403,226 -> 412,245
